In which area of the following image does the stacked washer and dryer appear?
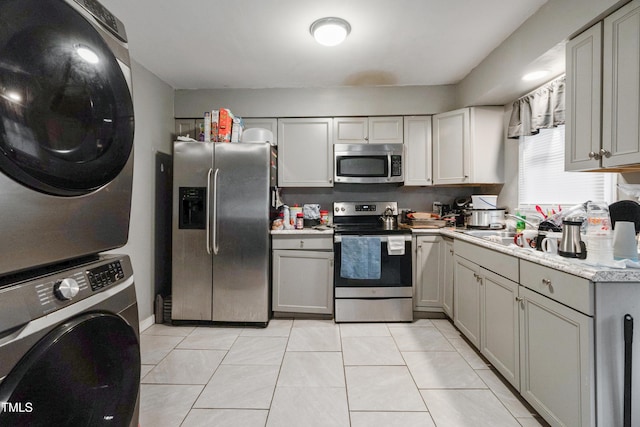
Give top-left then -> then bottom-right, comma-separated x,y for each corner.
0,0 -> 140,426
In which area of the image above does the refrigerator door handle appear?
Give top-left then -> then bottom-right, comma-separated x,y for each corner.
212,168 -> 220,255
206,168 -> 213,254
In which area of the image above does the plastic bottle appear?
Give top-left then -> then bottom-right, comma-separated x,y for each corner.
515,212 -> 526,233
586,201 -> 613,264
282,205 -> 293,230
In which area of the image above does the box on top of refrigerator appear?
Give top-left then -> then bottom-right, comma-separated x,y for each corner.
231,116 -> 244,142
203,111 -> 211,142
210,109 -> 219,142
218,108 -> 234,142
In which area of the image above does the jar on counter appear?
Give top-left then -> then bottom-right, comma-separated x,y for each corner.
320,210 -> 330,225
295,213 -> 304,229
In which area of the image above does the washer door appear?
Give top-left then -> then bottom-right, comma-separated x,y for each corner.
0,312 -> 140,426
0,0 -> 134,196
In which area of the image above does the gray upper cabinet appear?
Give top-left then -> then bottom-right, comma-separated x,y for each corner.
565,22 -> 602,171
404,116 -> 433,186
333,117 -> 368,144
277,118 -> 334,187
369,117 -> 404,144
602,0 -> 640,168
333,116 -> 403,144
566,0 -> 640,171
432,107 -> 504,185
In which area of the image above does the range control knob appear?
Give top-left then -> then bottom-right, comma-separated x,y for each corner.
54,278 -> 80,301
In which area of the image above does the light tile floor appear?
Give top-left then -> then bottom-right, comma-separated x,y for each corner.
139,318 -> 549,427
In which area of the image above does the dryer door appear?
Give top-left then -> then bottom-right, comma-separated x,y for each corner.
0,312 -> 140,426
0,0 -> 134,196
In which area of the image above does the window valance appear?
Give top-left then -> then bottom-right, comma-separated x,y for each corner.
507,75 -> 565,139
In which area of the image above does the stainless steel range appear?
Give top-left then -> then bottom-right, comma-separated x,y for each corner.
333,201 -> 413,322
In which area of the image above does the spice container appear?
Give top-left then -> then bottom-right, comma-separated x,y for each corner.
320,210 -> 330,225
295,213 -> 304,229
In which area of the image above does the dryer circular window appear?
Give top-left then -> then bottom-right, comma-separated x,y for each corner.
0,0 -> 134,196
0,0 -> 135,276
0,313 -> 140,426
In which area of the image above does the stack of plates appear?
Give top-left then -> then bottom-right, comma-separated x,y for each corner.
402,212 -> 447,228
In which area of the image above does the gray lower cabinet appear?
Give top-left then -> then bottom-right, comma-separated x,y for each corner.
453,254 -> 481,347
454,239 -> 520,389
519,286 -> 593,427
272,235 -> 334,314
480,268 -> 519,389
519,260 -> 594,427
442,237 -> 454,318
413,235 -> 444,312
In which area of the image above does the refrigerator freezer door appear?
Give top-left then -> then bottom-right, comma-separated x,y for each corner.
212,143 -> 271,323
171,141 -> 214,321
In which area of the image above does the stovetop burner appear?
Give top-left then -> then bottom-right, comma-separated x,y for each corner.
332,201 -> 410,235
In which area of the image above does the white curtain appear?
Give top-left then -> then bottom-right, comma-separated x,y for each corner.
507,75 -> 565,139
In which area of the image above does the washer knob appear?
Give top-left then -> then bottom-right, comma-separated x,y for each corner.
54,278 -> 80,301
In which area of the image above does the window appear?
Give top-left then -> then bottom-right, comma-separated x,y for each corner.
518,125 -> 616,208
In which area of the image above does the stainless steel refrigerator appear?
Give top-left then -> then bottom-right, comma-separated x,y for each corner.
171,141 -> 277,325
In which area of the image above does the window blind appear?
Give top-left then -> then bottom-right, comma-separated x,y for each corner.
518,126 -> 615,205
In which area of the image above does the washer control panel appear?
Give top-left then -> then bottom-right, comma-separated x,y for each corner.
87,260 -> 124,291
36,272 -> 88,307
0,256 -> 133,330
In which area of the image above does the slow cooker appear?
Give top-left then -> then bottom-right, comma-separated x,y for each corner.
466,208 -> 506,229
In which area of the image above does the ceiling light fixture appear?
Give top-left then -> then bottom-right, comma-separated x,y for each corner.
522,70 -> 550,81
310,17 -> 351,47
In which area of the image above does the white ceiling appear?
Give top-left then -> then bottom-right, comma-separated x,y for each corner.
99,0 -> 549,90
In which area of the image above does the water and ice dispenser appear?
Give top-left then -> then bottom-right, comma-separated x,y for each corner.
178,187 -> 206,229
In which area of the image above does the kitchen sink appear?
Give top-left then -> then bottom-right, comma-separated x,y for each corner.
460,229 -> 517,246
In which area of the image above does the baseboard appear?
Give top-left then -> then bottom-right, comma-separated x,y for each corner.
139,314 -> 155,332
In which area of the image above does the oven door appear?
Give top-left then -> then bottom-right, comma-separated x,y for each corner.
334,234 -> 412,291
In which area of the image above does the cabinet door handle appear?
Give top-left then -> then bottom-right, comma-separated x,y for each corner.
588,151 -> 601,160
542,278 -> 551,287
299,240 -> 304,248
515,297 -> 523,302
449,249 -> 454,255
600,148 -> 612,158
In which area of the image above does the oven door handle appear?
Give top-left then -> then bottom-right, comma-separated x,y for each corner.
334,234 -> 412,243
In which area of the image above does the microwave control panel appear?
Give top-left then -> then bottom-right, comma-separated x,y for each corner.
391,155 -> 402,176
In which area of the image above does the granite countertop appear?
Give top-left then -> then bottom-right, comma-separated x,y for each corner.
271,224 -> 640,282
271,227 -> 334,235
434,228 -> 640,283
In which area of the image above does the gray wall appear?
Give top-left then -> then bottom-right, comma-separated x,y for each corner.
457,0 -> 629,106
279,185 -> 490,218
111,59 -> 174,325
175,85 -> 457,118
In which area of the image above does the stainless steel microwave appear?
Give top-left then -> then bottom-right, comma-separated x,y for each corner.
334,143 -> 404,184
